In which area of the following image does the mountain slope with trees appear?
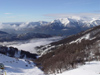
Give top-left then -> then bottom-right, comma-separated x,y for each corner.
35,25 -> 100,74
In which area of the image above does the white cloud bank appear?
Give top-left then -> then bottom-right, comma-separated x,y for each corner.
3,37 -> 62,53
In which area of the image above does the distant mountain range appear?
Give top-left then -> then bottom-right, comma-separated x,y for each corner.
0,17 -> 100,42
1,18 -> 100,36
32,18 -> 100,36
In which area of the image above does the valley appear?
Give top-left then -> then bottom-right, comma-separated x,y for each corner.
3,37 -> 62,53
0,17 -> 100,75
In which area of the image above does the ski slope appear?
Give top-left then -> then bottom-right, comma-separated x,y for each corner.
55,61 -> 100,75
0,54 -> 44,75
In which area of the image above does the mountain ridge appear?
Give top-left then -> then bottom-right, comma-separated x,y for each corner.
1,18 -> 100,36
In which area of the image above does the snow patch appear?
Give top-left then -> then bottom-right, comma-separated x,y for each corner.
54,61 -> 100,75
70,34 -> 90,44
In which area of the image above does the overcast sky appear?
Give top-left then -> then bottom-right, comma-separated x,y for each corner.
0,0 -> 100,22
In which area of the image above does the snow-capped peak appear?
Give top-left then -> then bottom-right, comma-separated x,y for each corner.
51,18 -> 78,26
58,18 -> 70,26
50,17 -> 100,27
51,17 -> 84,27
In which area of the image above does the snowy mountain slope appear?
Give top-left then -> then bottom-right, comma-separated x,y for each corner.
0,53 -> 44,75
35,25 -> 100,74
55,61 -> 100,75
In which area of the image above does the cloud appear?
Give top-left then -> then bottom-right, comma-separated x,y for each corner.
6,37 -> 61,53
44,13 -> 100,20
4,13 -> 12,15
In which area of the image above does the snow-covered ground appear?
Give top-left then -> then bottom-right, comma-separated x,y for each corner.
0,54 -> 44,75
1,53 -> 100,75
55,61 -> 100,75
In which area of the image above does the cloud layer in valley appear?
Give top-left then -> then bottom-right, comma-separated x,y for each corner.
4,37 -> 62,53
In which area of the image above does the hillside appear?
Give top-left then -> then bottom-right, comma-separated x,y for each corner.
0,46 -> 38,60
35,25 -> 100,74
0,31 -> 8,34
0,32 -> 52,42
